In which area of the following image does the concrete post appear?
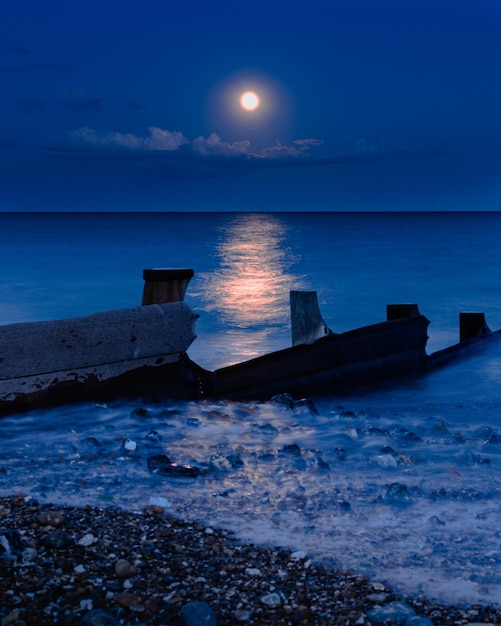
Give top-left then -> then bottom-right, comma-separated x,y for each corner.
142,268 -> 194,305
290,290 -> 332,346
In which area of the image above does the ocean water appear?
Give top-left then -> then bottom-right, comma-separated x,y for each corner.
2,211 -> 501,606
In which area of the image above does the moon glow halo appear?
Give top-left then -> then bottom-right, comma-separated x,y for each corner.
239,91 -> 260,111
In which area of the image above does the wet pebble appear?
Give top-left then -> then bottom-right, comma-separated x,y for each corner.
2,609 -> 25,626
78,532 -> 96,546
209,452 -> 232,471
0,528 -> 24,555
77,608 -> 119,625
182,600 -> 218,626
42,529 -> 73,549
37,510 -> 65,527
1,496 -> 500,626
290,550 -> 307,560
122,438 -> 137,453
367,600 -> 416,624
115,558 -> 139,578
260,592 -> 283,607
405,617 -> 434,626
148,496 -> 171,511
21,546 -> 37,563
115,591 -> 141,608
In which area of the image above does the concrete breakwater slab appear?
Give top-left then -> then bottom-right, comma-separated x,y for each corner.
0,302 -> 199,413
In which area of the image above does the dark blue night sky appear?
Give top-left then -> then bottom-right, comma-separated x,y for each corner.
1,0 -> 500,211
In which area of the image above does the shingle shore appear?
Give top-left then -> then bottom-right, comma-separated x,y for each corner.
1,496 -> 499,625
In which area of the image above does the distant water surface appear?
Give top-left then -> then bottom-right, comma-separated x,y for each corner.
1,211 -> 501,364
1,211 -> 501,606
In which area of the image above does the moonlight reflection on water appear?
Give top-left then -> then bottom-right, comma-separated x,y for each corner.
196,214 -> 306,364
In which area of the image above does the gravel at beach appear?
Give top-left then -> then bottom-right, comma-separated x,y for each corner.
1,496 -> 500,625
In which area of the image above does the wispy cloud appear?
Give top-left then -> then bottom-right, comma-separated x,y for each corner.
262,138 -> 324,158
59,89 -> 103,112
47,124 -> 442,186
65,125 -> 321,160
192,133 -> 251,156
69,127 -> 188,151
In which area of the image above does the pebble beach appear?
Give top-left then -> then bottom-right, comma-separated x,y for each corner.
1,496 -> 501,625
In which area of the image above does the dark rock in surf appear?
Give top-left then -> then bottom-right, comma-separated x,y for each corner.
479,426 -> 501,444
334,447 -> 347,461
147,453 -> 172,469
295,398 -> 319,414
271,393 -> 295,408
226,453 -> 244,467
147,454 -> 201,477
380,445 -> 396,455
385,482 -> 411,504
208,453 -> 233,471
251,422 -> 279,437
389,425 -> 422,442
270,393 -> 318,414
458,452 -> 490,465
314,454 -> 330,470
294,457 -> 307,470
280,443 -> 302,457
145,430 -> 162,443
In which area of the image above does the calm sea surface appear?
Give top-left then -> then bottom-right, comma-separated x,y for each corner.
1,211 -> 501,606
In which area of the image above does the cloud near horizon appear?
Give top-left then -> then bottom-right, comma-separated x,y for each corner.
66,125 -> 324,159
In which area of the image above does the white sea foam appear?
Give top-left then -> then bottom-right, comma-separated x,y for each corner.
1,343 -> 501,606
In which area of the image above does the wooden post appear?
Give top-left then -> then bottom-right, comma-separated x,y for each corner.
459,312 -> 491,342
387,304 -> 421,321
142,268 -> 194,305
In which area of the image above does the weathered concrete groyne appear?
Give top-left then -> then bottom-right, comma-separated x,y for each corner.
0,270 -> 204,415
0,269 -> 499,416
209,299 -> 431,400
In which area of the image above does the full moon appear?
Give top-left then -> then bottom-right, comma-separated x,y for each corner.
239,91 -> 260,111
